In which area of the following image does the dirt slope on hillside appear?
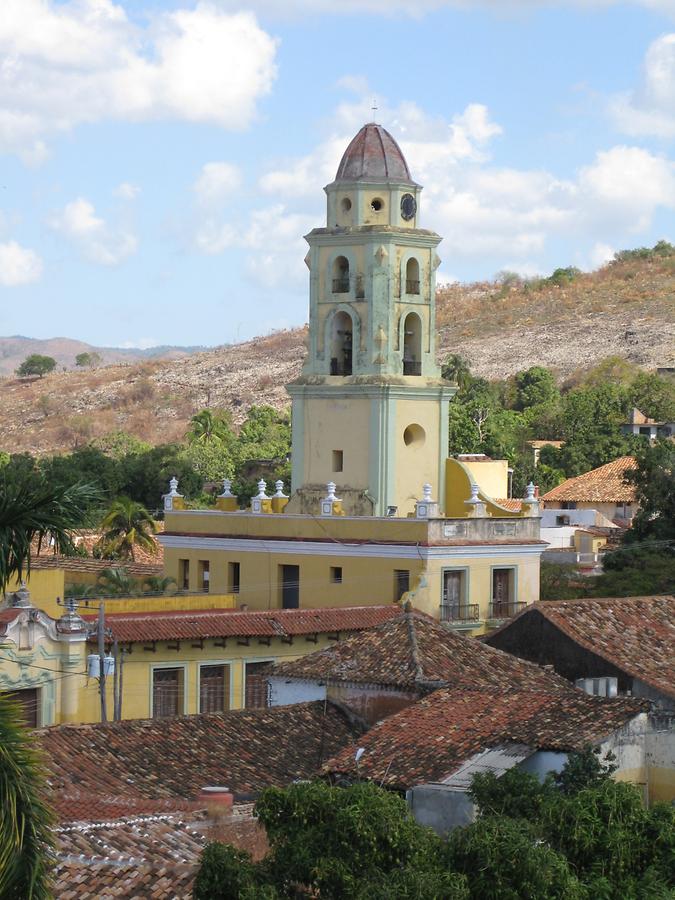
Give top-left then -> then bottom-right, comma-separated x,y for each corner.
1,257 -> 673,456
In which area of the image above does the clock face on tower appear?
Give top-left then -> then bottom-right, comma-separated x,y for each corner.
400,193 -> 416,221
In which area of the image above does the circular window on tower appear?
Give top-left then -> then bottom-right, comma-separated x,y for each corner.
341,197 -> 352,213
370,198 -> 383,212
403,424 -> 426,448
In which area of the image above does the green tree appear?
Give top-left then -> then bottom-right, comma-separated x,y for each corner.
234,406 -> 291,466
142,574 -> 177,594
193,843 -> 277,900
16,355 -> 57,379
513,366 -> 560,411
98,496 -> 157,561
0,471 -> 97,589
442,353 -> 472,390
0,694 -> 54,899
624,440 -> 675,544
186,409 -> 235,445
195,780 -> 467,899
96,566 -> 140,596
75,351 -> 102,368
447,815 -> 583,899
468,766 -> 554,820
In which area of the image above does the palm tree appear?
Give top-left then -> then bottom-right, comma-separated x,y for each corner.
0,694 -> 54,899
441,353 -> 472,391
0,470 -> 93,898
0,471 -> 97,590
186,408 -> 233,445
96,567 -> 140,597
98,496 -> 158,561
142,574 -> 177,595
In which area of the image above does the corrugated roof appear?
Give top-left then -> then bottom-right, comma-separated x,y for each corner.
272,610 -> 572,693
84,604 -> 401,643
325,686 -> 646,789
542,457 -> 637,504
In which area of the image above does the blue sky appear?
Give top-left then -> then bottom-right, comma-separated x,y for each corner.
1,0 -> 675,348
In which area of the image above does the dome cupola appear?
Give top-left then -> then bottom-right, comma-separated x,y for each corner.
334,123 -> 416,184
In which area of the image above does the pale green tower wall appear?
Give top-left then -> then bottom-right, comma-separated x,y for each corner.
286,145 -> 457,517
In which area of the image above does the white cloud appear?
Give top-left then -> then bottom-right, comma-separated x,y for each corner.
0,240 -> 43,285
49,197 -> 138,265
194,162 -> 242,208
0,0 -> 278,161
194,86 -> 675,287
578,146 -> 675,230
259,96 -> 502,200
590,241 -> 616,268
114,182 -> 140,200
611,33 -> 675,137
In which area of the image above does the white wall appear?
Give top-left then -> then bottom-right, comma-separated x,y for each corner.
268,677 -> 326,707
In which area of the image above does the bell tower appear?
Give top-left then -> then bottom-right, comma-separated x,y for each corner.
286,123 -> 456,517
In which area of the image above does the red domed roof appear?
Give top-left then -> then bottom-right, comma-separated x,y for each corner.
335,123 -> 414,183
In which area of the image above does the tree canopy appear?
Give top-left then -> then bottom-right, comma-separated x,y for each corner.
16,355 -> 56,379
193,751 -> 675,899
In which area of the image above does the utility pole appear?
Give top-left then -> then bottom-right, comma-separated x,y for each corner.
98,602 -> 107,723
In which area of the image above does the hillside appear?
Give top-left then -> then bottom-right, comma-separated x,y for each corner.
1,254 -> 673,456
0,335 -> 206,376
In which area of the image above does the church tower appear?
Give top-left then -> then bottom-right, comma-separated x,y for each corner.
286,123 -> 456,517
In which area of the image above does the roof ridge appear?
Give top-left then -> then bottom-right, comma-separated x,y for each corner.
406,611 -> 425,682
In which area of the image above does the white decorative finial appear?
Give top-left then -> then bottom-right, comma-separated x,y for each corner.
422,483 -> 432,502
273,480 -> 287,498
326,481 -> 337,501
169,476 -> 179,496
525,481 -> 536,501
255,479 -> 269,499
470,482 -> 480,502
219,478 -> 234,498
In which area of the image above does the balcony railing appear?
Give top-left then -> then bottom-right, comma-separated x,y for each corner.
488,600 -> 526,620
406,279 -> 420,295
440,603 -> 480,624
403,359 -> 422,376
332,277 -> 350,294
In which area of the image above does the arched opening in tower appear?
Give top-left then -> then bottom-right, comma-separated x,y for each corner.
406,258 -> 420,295
403,312 -> 422,376
330,311 -> 353,376
332,256 -> 350,294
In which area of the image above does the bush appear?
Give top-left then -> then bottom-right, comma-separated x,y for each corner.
447,816 -> 584,899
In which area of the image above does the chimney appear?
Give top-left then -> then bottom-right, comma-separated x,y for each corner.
197,786 -> 233,818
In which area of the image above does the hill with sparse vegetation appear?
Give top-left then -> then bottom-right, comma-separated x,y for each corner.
1,246 -> 673,456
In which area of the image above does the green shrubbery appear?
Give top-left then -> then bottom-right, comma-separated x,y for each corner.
193,751 -> 675,899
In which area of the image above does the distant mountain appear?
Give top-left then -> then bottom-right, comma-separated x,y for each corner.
0,335 -> 209,376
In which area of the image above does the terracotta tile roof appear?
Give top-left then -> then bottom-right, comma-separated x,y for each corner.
489,595 -> 675,702
84,604 -> 401,644
0,608 -> 21,634
271,610 -> 572,693
494,498 -> 523,512
30,555 -> 163,578
54,813 -> 207,899
325,686 -> 647,789
38,701 -> 365,823
542,456 -> 637,504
